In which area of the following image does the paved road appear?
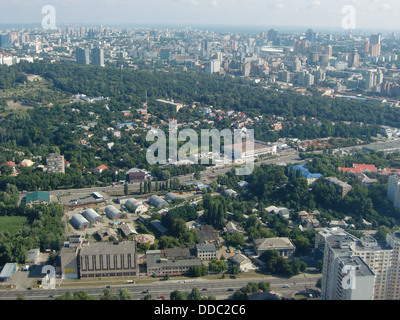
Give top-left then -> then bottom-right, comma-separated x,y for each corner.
0,272 -> 320,300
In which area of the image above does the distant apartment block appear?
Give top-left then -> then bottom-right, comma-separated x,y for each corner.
46,153 -> 65,174
76,47 -> 90,65
91,47 -> 105,67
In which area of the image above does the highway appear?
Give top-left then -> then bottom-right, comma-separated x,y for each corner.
0,272 -> 320,300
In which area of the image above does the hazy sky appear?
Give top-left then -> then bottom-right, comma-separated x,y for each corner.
0,0 -> 399,31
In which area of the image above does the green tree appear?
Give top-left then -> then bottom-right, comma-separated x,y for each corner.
187,288 -> 202,300
124,183 -> 129,196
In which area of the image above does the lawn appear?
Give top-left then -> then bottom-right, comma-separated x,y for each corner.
0,216 -> 28,233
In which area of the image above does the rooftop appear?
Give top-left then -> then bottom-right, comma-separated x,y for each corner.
255,237 -> 296,250
25,191 -> 50,204
291,165 -> 322,179
80,241 -> 136,256
0,263 -> 17,279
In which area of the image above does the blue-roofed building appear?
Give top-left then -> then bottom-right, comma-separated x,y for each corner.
0,263 -> 17,282
290,165 -> 322,185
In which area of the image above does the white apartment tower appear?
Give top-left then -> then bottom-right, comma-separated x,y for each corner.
319,228 -> 400,300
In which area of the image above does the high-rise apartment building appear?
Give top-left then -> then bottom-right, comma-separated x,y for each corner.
349,48 -> 360,68
0,34 -> 10,49
46,153 -> 65,174
76,47 -> 90,65
306,29 -> 316,44
388,175 -> 400,209
365,69 -> 377,90
369,34 -> 381,57
207,59 -> 221,74
319,228 -> 400,300
91,47 -> 105,67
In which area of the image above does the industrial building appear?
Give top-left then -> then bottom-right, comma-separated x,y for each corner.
149,195 -> 169,208
70,214 -> 90,230
146,250 -> 202,276
164,192 -> 183,202
59,247 -> 79,279
0,263 -> 17,282
79,241 -> 137,278
81,208 -> 103,225
105,205 -> 123,220
125,198 -> 147,214
25,191 -> 50,206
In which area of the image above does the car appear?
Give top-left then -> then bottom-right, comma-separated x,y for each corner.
48,295 -> 54,298
227,288 -> 234,291
202,288 -> 208,291
105,286 -> 111,288
142,290 -> 149,294
282,285 -> 290,288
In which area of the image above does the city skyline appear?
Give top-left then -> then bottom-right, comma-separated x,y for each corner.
1,0 -> 400,32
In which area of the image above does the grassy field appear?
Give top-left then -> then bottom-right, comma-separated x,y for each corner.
0,216 -> 28,233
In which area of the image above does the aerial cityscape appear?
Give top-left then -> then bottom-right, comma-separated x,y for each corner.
2,0 -> 400,305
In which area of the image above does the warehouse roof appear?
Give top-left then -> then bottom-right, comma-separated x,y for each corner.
80,241 -> 136,256
26,191 -> 50,204
0,263 -> 17,279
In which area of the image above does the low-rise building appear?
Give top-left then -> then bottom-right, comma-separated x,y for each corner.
254,237 -> 296,258
149,195 -> 169,208
146,251 -> 202,276
196,244 -> 217,261
150,220 -> 168,235
59,247 -> 79,279
70,214 -> 90,230
82,208 -> 103,225
0,263 -> 17,283
25,191 -> 50,206
324,177 -> 352,197
230,253 -> 255,272
96,227 -> 118,241
105,205 -> 123,220
25,248 -> 40,265
290,165 -> 322,185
